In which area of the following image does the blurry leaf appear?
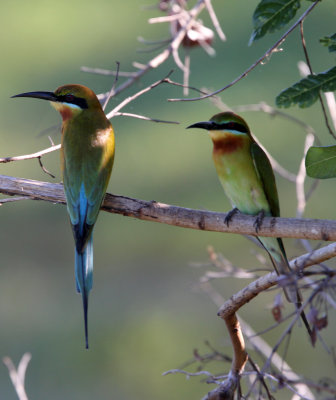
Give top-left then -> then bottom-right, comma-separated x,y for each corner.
320,33 -> 336,52
305,145 -> 336,179
249,0 -> 300,44
276,66 -> 336,108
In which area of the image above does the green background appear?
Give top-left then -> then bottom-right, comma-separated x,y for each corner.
0,1 -> 335,398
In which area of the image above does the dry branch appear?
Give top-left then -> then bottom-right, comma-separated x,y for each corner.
3,353 -> 31,400
0,144 -> 61,163
218,242 -> 336,318
1,174 -> 336,241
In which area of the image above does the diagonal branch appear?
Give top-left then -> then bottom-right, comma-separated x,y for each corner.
0,144 -> 61,164
217,242 -> 336,318
1,174 -> 336,242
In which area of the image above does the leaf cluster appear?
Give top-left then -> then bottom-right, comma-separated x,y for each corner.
250,0 -> 336,180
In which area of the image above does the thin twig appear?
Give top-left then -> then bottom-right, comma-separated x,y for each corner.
296,132 -> 315,218
106,70 -> 175,119
0,196 -> 30,204
81,66 -> 137,77
168,1 -> 321,102
3,353 -> 31,400
0,144 -> 61,163
102,61 -> 120,111
37,156 -> 56,179
204,0 -> 226,41
1,174 -> 336,241
324,92 -> 336,131
113,111 -> 179,124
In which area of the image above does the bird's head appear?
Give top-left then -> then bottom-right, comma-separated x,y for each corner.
187,112 -> 250,140
12,84 -> 102,121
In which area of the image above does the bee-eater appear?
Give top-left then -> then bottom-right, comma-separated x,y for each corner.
187,112 -> 311,332
13,84 -> 115,348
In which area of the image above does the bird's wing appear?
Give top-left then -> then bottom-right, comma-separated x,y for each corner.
250,142 -> 280,218
250,142 -> 290,262
84,142 -> 114,226
62,131 -> 114,252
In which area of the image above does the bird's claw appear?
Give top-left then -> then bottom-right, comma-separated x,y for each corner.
253,210 -> 265,233
224,207 -> 239,226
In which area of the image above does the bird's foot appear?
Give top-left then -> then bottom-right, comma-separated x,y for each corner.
253,210 -> 265,233
224,207 -> 240,226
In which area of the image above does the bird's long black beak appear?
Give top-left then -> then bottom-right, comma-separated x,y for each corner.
12,91 -> 58,102
186,121 -> 215,130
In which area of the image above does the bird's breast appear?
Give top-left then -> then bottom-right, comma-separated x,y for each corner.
211,133 -> 245,155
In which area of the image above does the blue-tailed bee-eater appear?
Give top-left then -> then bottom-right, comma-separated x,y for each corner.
13,84 -> 115,348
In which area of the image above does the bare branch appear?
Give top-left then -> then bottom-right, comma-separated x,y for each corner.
3,353 -> 31,400
0,196 -> 30,204
1,174 -> 336,242
113,111 -> 179,124
204,0 -> 226,41
37,156 -> 56,179
168,1 -> 321,102
217,242 -> 336,318
106,71 -> 177,119
102,61 -> 120,111
0,144 -> 61,164
324,92 -> 336,131
81,66 -> 137,77
296,132 -> 315,217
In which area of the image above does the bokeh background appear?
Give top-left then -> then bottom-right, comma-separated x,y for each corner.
0,1 -> 335,399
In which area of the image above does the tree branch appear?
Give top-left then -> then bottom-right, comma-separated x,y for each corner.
1,174 -> 336,241
0,144 -> 61,163
217,242 -> 336,319
3,353 -> 31,400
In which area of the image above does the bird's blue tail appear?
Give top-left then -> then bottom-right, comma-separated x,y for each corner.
75,234 -> 93,349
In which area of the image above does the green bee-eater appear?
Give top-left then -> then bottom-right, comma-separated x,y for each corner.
187,112 -> 310,331
13,85 -> 115,348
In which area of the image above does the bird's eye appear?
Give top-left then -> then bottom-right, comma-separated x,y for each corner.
64,94 -> 75,102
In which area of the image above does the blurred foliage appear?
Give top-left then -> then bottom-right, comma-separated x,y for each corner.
306,145 -> 336,178
276,66 -> 336,108
319,32 -> 336,52
249,0 -> 301,44
0,0 -> 336,399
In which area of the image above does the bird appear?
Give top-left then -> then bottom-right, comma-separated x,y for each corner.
187,111 -> 311,333
13,84 -> 115,348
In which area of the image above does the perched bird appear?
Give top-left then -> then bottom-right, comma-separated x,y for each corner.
13,85 -> 115,348
187,112 -> 311,332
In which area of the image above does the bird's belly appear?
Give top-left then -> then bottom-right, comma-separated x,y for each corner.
214,154 -> 271,215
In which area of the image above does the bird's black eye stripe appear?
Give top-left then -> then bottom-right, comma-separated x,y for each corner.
57,94 -> 88,109
212,121 -> 248,133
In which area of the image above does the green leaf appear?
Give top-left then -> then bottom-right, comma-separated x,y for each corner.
249,0 -> 300,44
276,66 -> 336,108
306,145 -> 336,179
320,33 -> 336,52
